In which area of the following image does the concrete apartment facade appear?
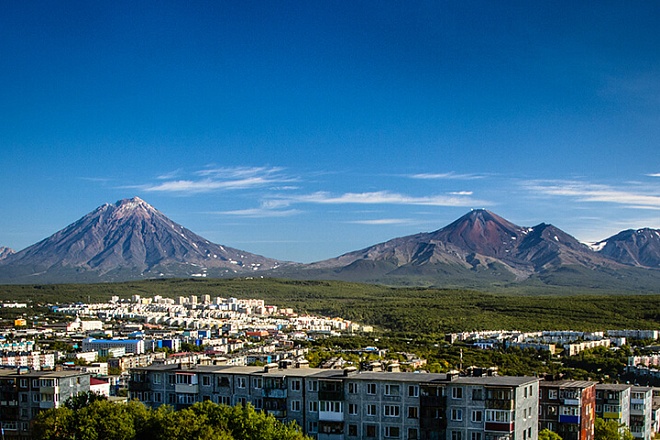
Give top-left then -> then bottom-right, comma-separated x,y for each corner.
128,363 -> 539,440
630,387 -> 653,440
0,368 -> 91,440
539,380 -> 596,440
596,384 -> 632,435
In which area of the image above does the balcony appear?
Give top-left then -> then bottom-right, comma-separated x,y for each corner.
631,398 -> 646,405
420,395 -> 446,407
485,422 -> 514,433
420,418 -> 446,430
39,401 -> 55,409
266,409 -> 287,418
319,410 -> 344,422
319,390 -> 344,401
175,384 -> 199,394
129,381 -> 151,392
562,398 -> 580,406
558,415 -> 580,424
486,399 -> 514,410
603,411 -> 622,420
263,388 -> 287,399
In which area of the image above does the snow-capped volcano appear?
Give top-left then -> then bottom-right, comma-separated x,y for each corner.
0,197 -> 284,283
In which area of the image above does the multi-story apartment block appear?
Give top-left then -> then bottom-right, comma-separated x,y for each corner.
128,363 -> 539,440
629,387 -> 653,440
596,384 -> 632,432
0,368 -> 91,440
539,380 -> 596,440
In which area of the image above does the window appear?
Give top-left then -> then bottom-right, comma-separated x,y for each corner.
308,380 -> 318,392
291,379 -> 301,391
308,421 -> 318,433
451,408 -> 463,421
32,379 -> 38,388
452,387 -> 463,399
154,392 -> 162,403
470,433 -> 482,440
367,404 -> 377,416
168,374 -> 175,385
254,398 -> 262,410
348,424 -> 358,437
176,374 -> 193,385
408,428 -> 419,440
385,426 -> 400,438
308,401 -> 318,412
472,388 -> 483,400
408,406 -> 419,418
367,383 -> 377,395
217,376 -> 230,387
19,379 -> 27,388
471,410 -> 482,422
408,385 -> 419,397
32,393 -> 39,403
486,410 -> 511,423
202,376 -> 211,386
451,432 -> 462,440
236,377 -> 246,388
384,405 -> 400,417
548,389 -> 557,400
320,401 -> 343,413
348,382 -> 358,394
348,403 -> 358,415
253,377 -> 262,389
366,425 -> 377,437
291,400 -> 301,412
384,384 -> 400,396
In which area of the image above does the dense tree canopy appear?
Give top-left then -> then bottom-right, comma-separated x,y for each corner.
33,399 -> 310,440
539,429 -> 562,440
594,418 -> 634,440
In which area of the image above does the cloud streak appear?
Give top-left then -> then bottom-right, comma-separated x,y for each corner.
523,179 -> 660,208
409,172 -> 487,180
289,191 -> 487,207
137,166 -> 295,194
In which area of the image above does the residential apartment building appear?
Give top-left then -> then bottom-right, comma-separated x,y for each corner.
128,363 -> 539,440
596,384 -> 632,432
630,387 -> 653,440
0,368 -> 91,440
539,380 -> 596,440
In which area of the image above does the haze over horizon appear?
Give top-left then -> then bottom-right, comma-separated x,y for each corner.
2,2 -> 659,263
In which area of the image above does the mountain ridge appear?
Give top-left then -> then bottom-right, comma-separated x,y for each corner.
0,197 -> 284,283
1,202 -> 659,290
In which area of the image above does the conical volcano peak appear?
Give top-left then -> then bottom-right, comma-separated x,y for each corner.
110,197 -> 157,220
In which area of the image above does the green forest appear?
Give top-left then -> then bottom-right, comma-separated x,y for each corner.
1,277 -> 659,335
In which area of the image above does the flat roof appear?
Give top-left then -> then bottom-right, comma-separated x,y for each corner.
540,380 -> 597,389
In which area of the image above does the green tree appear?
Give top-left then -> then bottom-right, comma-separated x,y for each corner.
539,428 -> 563,440
65,391 -> 107,410
595,417 -> 634,440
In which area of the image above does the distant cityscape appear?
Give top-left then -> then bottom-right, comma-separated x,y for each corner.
0,294 -> 659,439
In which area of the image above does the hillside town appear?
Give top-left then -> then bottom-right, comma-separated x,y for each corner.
0,295 -> 659,439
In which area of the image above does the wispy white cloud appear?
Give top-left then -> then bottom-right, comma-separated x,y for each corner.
409,172 -> 486,180
347,218 -> 414,225
219,208 -> 301,218
287,190 -> 488,207
522,179 -> 660,208
136,166 -> 296,194
647,173 -> 660,178
195,166 -> 285,178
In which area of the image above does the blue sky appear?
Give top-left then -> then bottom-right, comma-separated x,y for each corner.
1,1 -> 659,263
